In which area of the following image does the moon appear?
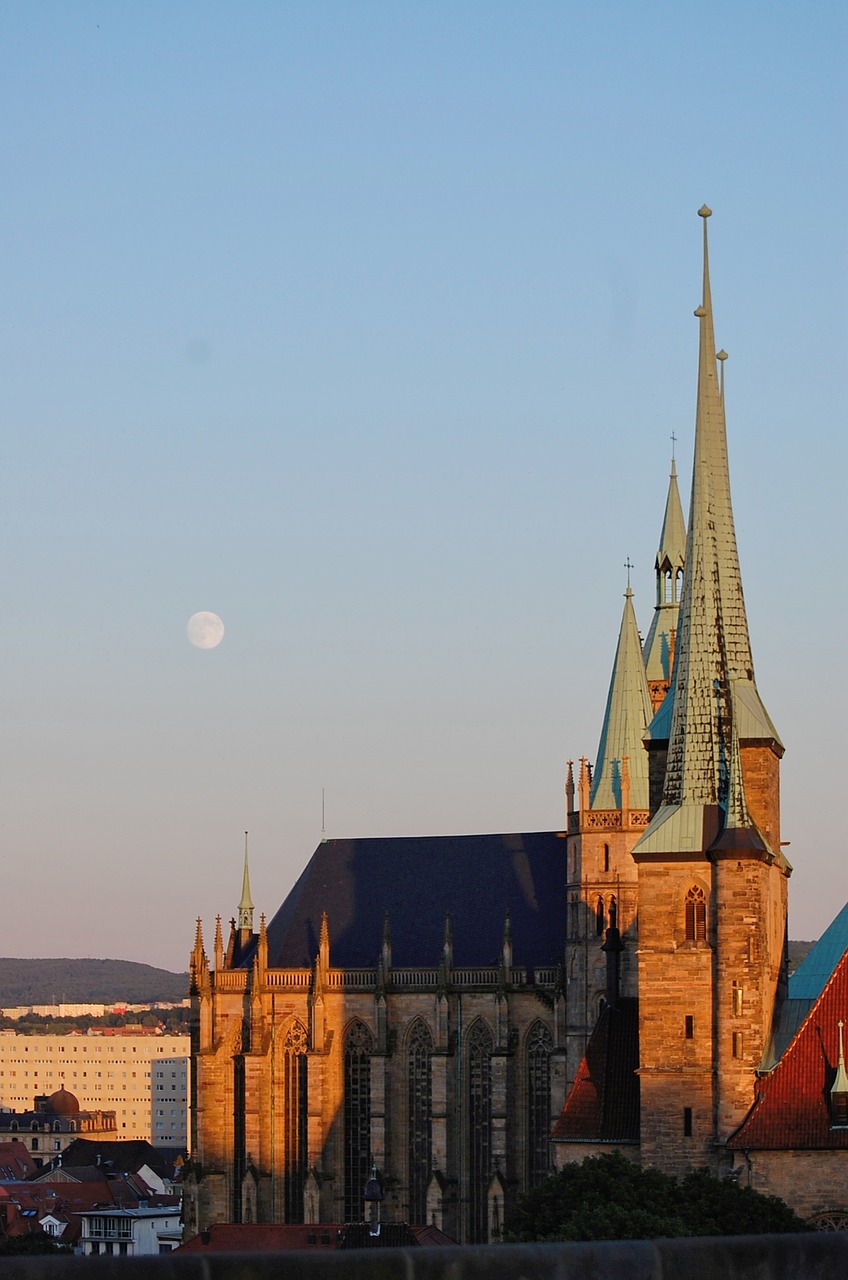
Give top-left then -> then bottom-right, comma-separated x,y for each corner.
187,611 -> 225,650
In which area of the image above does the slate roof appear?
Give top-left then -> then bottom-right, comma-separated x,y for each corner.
261,832 -> 567,970
36,1138 -> 176,1181
590,590 -> 653,812
551,999 -> 639,1143
728,943 -> 848,1149
635,209 -> 780,858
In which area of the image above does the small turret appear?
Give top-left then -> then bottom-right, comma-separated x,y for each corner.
238,832 -> 255,940
643,454 -> 687,711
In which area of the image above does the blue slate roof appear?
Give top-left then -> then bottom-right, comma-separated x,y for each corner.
263,831 -> 567,970
789,901 -> 848,1000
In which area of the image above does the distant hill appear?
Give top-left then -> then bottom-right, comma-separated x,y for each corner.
0,958 -> 189,1006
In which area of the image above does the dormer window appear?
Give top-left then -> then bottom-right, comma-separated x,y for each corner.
830,1020 -> 848,1128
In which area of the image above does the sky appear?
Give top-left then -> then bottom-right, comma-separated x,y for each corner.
1,2 -> 844,972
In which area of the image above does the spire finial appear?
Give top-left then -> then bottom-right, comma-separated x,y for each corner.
670,430 -> 677,463
624,557 -> 634,593
238,831 -> 254,932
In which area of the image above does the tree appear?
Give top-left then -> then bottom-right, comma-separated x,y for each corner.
502,1152 -> 810,1242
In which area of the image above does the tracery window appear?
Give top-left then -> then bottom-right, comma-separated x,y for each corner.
283,1021 -> 308,1222
407,1020 -> 433,1224
467,1020 -> 493,1244
343,1020 -> 373,1222
527,1023 -> 553,1188
684,886 -> 707,943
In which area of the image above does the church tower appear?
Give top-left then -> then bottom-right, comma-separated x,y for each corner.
642,456 -> 686,713
564,581 -> 653,1088
632,207 -> 789,1172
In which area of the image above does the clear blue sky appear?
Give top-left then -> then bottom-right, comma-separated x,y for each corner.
2,2 -> 844,970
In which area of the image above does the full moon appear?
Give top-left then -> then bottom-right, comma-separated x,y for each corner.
187,611 -> 225,650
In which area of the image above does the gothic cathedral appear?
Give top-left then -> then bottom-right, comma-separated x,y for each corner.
185,208 -> 796,1240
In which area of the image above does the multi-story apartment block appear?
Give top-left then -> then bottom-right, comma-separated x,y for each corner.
151,1056 -> 189,1149
0,1033 -> 190,1146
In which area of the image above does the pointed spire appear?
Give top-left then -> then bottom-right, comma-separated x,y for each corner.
442,912 -> 453,969
565,759 -> 575,818
643,454 -> 687,694
636,208 -> 781,856
214,915 -> 223,970
590,587 -> 653,811
238,832 -> 254,933
501,911 -> 513,970
381,911 -> 392,970
319,911 -> 330,974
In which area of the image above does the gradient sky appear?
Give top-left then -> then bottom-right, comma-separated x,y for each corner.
2,2 -> 844,972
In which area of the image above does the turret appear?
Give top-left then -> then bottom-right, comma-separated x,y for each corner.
642,455 -> 686,712
238,831 -> 255,945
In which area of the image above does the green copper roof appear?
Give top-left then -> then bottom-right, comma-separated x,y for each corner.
635,208 -> 781,858
790,902 -> 848,1001
590,587 -> 653,811
643,458 -> 686,684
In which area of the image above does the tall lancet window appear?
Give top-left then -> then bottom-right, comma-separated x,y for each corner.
344,1020 -> 374,1221
527,1022 -> 554,1187
467,1020 -> 493,1244
282,1021 -> 308,1222
685,886 -> 707,944
407,1019 -> 433,1224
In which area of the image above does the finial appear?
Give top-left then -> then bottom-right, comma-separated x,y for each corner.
670,430 -> 677,462
320,787 -> 326,842
717,348 -> 728,402
624,557 -> 634,595
698,204 -> 712,219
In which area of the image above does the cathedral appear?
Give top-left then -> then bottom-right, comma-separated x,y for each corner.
185,209 -> 844,1240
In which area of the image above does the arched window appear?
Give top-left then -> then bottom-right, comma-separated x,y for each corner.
344,1021 -> 373,1222
467,1020 -> 493,1244
603,843 -> 610,873
407,1020 -> 433,1224
283,1021 -> 308,1222
595,896 -> 605,936
527,1023 -> 553,1188
685,887 -> 707,943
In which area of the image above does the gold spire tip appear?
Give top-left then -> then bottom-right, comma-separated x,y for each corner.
698,204 -> 712,218
717,349 -> 728,361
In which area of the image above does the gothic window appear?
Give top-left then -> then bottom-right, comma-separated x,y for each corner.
684,886 -> 707,943
283,1021 -> 308,1222
603,843 -> 610,873
343,1020 -> 373,1222
527,1023 -> 553,1188
569,893 -> 578,938
407,1020 -> 433,1224
595,896 -> 605,936
467,1020 -> 493,1244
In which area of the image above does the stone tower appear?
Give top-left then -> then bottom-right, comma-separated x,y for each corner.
632,207 -> 789,1173
564,583 -> 653,1089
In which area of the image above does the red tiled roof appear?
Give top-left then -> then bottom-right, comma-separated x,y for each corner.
552,999 -> 639,1142
729,944 -> 848,1149
179,1224 -> 342,1251
0,1140 -> 38,1180
178,1222 -> 456,1252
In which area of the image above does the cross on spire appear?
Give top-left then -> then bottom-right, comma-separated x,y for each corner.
624,557 -> 634,589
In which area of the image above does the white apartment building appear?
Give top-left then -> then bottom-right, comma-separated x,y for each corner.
78,1205 -> 182,1256
0,1032 -> 190,1145
151,1056 -> 189,1149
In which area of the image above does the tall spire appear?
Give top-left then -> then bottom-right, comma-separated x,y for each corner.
642,455 -> 686,703
238,831 -> 254,933
590,585 -> 653,811
636,207 -> 781,856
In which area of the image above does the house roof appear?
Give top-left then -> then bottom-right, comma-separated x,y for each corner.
261,831 -> 567,969
728,943 -> 848,1149
790,902 -> 848,1001
0,1140 -> 38,1181
35,1138 -> 176,1182
551,998 -> 639,1143
178,1222 -> 456,1252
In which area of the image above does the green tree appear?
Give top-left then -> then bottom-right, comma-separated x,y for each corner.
503,1152 -> 810,1242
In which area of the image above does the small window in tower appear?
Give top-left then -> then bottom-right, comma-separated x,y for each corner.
685,1015 -> 694,1040
596,897 -> 605,936
732,1032 -> 743,1059
603,844 -> 610,873
733,983 -> 743,1016
683,1107 -> 693,1138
